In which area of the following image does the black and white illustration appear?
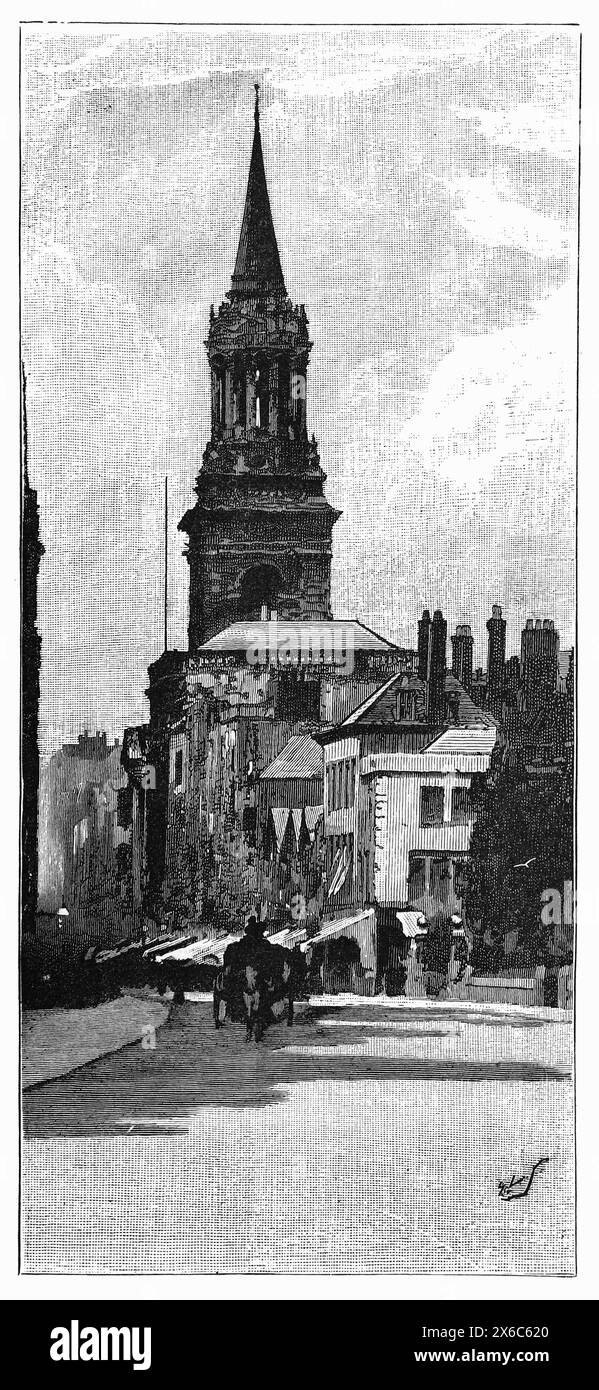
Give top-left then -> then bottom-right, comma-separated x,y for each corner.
20,24 -> 576,1275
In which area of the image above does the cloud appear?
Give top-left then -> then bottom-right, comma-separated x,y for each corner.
394,281 -> 576,488
454,102 -> 578,161
23,24 -> 510,110
449,175 -> 573,258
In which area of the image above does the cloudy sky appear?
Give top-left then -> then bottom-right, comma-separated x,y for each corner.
21,24 -> 578,754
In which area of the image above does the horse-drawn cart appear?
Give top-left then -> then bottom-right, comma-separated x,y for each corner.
213,933 -> 307,1041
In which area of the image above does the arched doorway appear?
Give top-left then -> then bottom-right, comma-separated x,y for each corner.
239,564 -> 282,619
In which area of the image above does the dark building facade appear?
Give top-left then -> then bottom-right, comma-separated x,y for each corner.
180,89 -> 341,650
21,369 -> 44,933
38,732 -> 130,927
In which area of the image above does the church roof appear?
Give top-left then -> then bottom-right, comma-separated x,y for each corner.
196,619 -> 403,658
231,87 -> 286,298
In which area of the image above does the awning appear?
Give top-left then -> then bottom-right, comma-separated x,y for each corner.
301,908 -> 376,970
267,926 -> 307,948
304,805 -> 324,835
143,933 -> 198,959
270,806 -> 290,852
95,941 -> 144,964
154,934 -> 241,965
396,911 -> 428,939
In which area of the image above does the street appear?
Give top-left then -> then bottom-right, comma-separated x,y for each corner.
22,998 -> 574,1275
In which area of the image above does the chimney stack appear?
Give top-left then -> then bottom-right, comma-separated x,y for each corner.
417,608 -> 431,682
520,616 -> 559,713
486,603 -> 506,718
451,623 -> 473,694
428,609 -> 447,726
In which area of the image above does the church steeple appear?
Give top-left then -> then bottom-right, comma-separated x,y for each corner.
179,89 -> 341,650
231,85 -> 286,299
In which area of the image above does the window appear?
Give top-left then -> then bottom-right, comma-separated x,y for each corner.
174,748 -> 183,790
278,359 -> 290,432
242,806 -> 257,846
233,359 -> 246,426
291,370 -> 306,432
451,787 -> 471,824
420,785 -> 444,826
255,362 -> 269,431
408,855 -> 426,900
395,691 -> 416,722
328,758 -> 356,810
430,856 -> 453,901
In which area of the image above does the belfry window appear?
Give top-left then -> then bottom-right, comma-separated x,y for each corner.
233,359 -> 246,426
278,359 -> 290,432
291,370 -> 306,433
255,362 -> 269,431
212,359 -> 226,430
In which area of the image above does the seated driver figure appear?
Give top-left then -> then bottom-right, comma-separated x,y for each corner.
221,915 -> 275,1022
223,914 -> 273,973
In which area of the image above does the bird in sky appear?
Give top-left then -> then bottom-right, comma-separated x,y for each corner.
514,857 -> 537,869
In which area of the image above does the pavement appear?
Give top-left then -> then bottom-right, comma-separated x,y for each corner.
21,997 -> 574,1275
22,996 -> 171,1089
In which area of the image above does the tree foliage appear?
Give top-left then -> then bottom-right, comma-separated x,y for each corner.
464,764 -> 573,969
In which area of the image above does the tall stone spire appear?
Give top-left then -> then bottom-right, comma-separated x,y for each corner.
231,85 -> 286,298
180,87 -> 341,649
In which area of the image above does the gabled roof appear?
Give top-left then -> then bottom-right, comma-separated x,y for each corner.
231,90 -> 286,298
260,733 -> 323,780
333,669 -> 495,732
340,669 -> 425,728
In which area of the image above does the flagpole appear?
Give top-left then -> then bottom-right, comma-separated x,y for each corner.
163,476 -> 168,653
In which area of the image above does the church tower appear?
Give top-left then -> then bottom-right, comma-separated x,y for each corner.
179,87 -> 341,650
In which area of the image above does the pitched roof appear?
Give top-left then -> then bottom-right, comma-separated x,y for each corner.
336,670 -> 495,731
443,672 -> 497,729
231,91 -> 286,298
260,734 -> 323,780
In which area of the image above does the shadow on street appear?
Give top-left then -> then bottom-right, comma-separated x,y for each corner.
22,1001 -> 570,1140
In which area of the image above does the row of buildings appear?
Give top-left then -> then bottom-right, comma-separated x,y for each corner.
31,91 -> 574,986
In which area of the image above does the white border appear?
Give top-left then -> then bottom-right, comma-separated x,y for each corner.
1,2 -> 597,1304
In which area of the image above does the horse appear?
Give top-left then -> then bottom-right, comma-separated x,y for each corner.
213,942 -> 306,1041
